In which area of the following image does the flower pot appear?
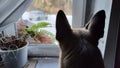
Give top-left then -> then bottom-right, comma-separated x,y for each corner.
0,42 -> 28,68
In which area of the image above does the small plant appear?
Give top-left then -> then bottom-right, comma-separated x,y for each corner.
0,35 -> 27,50
20,22 -> 55,44
0,35 -> 28,68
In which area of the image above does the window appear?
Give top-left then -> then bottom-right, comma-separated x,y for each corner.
0,0 -> 112,58
16,0 -> 72,57
17,0 -> 72,45
0,1 -> 118,68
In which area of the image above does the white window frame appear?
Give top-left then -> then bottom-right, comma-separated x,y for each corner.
72,0 -> 86,28
104,0 -> 120,68
1,1 -> 119,68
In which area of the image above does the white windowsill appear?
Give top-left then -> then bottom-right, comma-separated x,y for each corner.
28,44 -> 60,57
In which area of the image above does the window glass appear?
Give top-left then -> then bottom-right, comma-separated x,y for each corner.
16,0 -> 72,44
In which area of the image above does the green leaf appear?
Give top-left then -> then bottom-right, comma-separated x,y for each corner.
40,29 -> 55,41
30,24 -> 38,31
21,21 -> 55,43
29,22 -> 51,31
25,29 -> 35,37
37,22 -> 52,28
22,33 -> 30,41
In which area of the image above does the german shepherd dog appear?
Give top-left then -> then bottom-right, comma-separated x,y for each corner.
56,10 -> 105,68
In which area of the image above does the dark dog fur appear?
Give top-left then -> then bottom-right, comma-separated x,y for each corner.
56,10 -> 106,68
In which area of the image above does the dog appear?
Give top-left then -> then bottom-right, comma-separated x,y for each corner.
56,10 -> 105,68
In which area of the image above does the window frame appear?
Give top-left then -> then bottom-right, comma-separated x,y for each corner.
1,1 -> 119,68
104,0 -> 120,68
72,0 -> 86,28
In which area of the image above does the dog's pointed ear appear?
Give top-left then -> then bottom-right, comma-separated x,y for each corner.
56,10 -> 72,41
85,22 -> 90,29
88,10 -> 106,39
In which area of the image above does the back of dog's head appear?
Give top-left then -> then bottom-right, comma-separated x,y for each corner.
56,10 -> 105,48
56,10 -> 106,68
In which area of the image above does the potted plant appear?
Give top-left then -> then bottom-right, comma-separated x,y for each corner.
17,20 -> 58,57
0,35 -> 28,68
17,20 -> 55,44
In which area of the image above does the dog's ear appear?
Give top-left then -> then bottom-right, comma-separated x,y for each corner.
87,10 -> 106,39
56,10 -> 72,42
85,22 -> 90,29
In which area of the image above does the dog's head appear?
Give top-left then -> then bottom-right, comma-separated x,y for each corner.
56,10 -> 105,50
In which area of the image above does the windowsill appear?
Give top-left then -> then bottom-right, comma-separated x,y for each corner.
28,44 -> 60,57
24,57 -> 59,68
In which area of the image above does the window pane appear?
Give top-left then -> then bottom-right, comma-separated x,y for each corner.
16,0 -> 72,44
